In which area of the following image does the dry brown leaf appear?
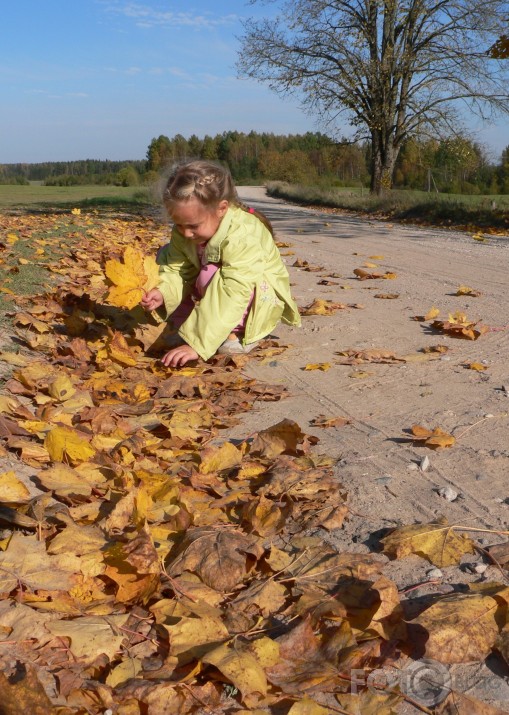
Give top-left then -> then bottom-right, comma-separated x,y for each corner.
409,424 -> 456,449
432,311 -> 489,340
336,348 -> 404,365
409,592 -> 501,664
381,519 -> 476,567
309,415 -> 350,428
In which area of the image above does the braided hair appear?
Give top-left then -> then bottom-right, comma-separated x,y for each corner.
163,160 -> 274,236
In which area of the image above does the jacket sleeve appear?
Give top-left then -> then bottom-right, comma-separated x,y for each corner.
156,234 -> 197,320
178,233 -> 262,360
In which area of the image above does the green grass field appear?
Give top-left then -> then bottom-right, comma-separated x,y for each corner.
0,184 -> 155,210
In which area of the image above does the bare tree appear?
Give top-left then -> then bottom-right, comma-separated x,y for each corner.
237,0 -> 509,194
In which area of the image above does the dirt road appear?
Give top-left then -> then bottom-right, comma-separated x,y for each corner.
236,186 -> 509,709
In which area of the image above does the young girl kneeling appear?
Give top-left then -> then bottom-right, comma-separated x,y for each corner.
141,160 -> 301,367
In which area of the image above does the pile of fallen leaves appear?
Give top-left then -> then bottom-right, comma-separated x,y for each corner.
1,210 -> 509,715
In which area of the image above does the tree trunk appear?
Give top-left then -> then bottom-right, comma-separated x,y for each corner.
370,134 -> 399,195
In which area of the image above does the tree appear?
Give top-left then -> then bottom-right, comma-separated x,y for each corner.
237,0 -> 509,194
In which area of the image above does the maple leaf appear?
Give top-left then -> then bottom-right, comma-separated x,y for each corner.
303,362 -> 331,371
408,424 -> 455,449
0,665 -> 55,715
431,311 -> 489,340
300,298 -> 347,315
408,591 -> 501,664
44,425 -> 96,464
165,615 -> 229,663
0,533 -> 77,594
0,470 -> 31,503
203,642 -> 268,704
47,614 -> 130,664
456,285 -> 481,297
381,519 -> 475,567
309,415 -> 350,428
105,246 -> 159,309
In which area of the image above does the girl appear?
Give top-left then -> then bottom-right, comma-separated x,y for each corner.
141,160 -> 300,367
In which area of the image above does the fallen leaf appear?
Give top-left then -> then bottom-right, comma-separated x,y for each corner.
202,642 -> 267,703
44,425 -> 96,464
303,363 -> 331,371
47,614 -> 130,664
409,591 -> 500,663
465,362 -> 488,371
381,519 -> 475,567
408,424 -> 456,449
0,470 -> 31,503
456,285 -> 482,297
309,415 -> 350,428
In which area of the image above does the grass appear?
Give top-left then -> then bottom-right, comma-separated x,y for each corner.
0,184 -> 155,211
267,182 -> 509,232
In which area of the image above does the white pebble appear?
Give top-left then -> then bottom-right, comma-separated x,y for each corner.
420,455 -> 430,472
407,463 -> 419,471
437,486 -> 458,502
427,568 -> 443,579
474,563 -> 488,574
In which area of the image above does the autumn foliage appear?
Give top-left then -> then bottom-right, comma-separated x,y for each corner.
0,209 -> 508,714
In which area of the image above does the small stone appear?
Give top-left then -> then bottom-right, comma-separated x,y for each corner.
437,486 -> 458,502
375,476 -> 392,485
407,463 -> 419,471
420,455 -> 430,472
427,568 -> 443,579
484,413 -> 494,418
440,355 -> 451,361
474,563 -> 488,574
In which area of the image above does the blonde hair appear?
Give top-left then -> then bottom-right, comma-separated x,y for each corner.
163,159 -> 274,236
163,160 -> 237,208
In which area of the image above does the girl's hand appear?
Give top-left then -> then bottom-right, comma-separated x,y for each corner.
141,288 -> 164,311
161,344 -> 199,367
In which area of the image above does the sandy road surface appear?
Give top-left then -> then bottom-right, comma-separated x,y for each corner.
236,187 -> 509,710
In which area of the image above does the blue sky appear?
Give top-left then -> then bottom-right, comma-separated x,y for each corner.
1,0 -> 507,164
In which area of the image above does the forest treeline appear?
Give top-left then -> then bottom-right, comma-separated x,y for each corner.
2,130 -> 509,194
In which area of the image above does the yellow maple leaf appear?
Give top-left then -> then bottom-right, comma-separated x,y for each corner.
382,519 -> 475,567
105,247 -> 159,310
456,285 -> 481,297
424,306 -> 440,320
45,426 -> 96,464
410,424 -> 455,448
0,471 -> 31,503
465,362 -> 487,371
304,363 -> 331,371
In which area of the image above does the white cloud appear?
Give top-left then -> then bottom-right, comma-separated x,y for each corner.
99,1 -> 238,30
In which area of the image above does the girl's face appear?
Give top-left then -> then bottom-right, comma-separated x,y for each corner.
169,197 -> 228,245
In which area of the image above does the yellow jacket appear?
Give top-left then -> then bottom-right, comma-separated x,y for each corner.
156,205 -> 300,359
